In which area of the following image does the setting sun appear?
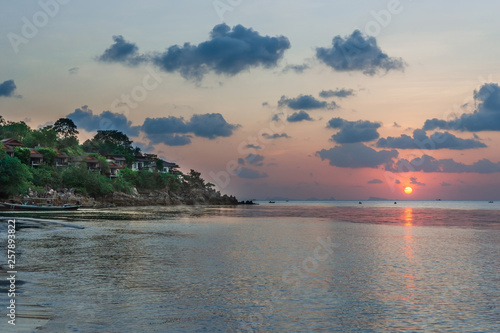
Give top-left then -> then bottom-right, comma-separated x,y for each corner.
404,186 -> 413,194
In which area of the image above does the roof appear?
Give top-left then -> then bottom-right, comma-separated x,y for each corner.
106,154 -> 126,161
30,149 -> 43,158
108,162 -> 122,169
86,156 -> 99,163
56,151 -> 69,158
1,138 -> 23,147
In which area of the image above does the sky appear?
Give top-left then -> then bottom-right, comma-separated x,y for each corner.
2,0 -> 500,200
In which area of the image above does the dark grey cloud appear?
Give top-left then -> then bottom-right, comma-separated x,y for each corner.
235,167 -> 268,179
410,177 -> 425,186
278,94 -> 336,110
245,153 -> 264,166
262,133 -> 291,139
246,144 -> 262,149
316,30 -> 405,75
389,154 -> 500,174
393,122 -> 401,128
395,179 -> 401,184
376,129 -> 486,150
317,143 -> 398,168
287,111 -> 313,122
327,118 -> 381,143
367,179 -> 383,184
423,83 -> 500,132
66,106 -> 141,136
68,67 -> 79,75
153,24 -> 290,80
0,80 -> 17,97
319,88 -> 355,99
98,35 -> 147,66
142,113 -> 239,145
238,158 -> 245,165
441,182 -> 451,187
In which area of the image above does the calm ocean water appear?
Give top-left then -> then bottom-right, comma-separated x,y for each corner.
1,201 -> 500,332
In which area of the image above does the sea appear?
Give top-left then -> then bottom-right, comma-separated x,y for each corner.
1,201 -> 500,332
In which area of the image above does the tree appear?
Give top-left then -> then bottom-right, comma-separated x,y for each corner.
83,130 -> 135,156
53,118 -> 79,138
23,126 -> 58,148
0,153 -> 33,198
0,115 -> 5,126
0,121 -> 31,141
13,147 -> 31,165
37,148 -> 57,166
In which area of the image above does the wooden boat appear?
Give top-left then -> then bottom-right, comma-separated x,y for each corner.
1,202 -> 79,211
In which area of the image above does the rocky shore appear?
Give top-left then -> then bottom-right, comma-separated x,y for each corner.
9,186 -> 239,207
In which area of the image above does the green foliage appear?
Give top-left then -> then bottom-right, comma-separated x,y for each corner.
61,164 -> 113,198
96,154 -> 110,175
111,175 -> 134,194
0,121 -> 31,141
0,154 -> 32,198
36,148 -> 57,166
30,165 -> 62,188
13,147 -> 31,165
184,169 -> 206,188
53,118 -> 78,138
23,126 -> 58,148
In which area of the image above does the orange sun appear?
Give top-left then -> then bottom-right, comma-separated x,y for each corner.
404,186 -> 413,194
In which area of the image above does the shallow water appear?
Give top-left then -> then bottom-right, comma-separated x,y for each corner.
1,202 -> 500,332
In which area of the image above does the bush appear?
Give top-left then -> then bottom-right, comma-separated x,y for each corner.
30,165 -> 62,188
61,164 -> 113,198
0,154 -> 32,198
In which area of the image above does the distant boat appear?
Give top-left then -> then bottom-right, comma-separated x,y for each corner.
358,201 -> 362,204
269,201 -> 275,204
1,202 -> 79,211
489,201 -> 494,203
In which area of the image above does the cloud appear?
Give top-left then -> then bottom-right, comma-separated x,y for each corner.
287,111 -> 313,122
235,167 -> 268,179
66,106 -> 141,136
278,94 -> 336,110
389,154 -> 500,174
423,83 -> 500,132
395,179 -> 401,184
317,143 -> 398,168
238,158 -> 245,165
367,179 -> 383,184
376,129 -> 487,150
0,80 -> 18,97
441,182 -> 451,186
142,113 -> 239,145
410,177 -> 426,186
327,118 -> 381,143
315,30 -> 405,75
68,67 -> 79,75
97,35 -> 147,66
245,153 -> 264,166
262,133 -> 291,139
319,88 -> 355,99
282,64 -> 310,74
246,144 -> 262,149
152,24 -> 290,80
393,122 -> 401,128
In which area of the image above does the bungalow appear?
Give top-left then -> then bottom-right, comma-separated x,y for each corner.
30,149 -> 43,168
131,155 -> 150,171
108,162 -> 121,178
149,160 -> 179,174
55,151 -> 70,167
1,138 -> 23,157
106,154 -> 126,167
86,156 -> 100,171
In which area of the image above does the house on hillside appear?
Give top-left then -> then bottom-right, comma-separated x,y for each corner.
106,154 -> 126,167
86,156 -> 100,171
1,138 -> 23,157
29,149 -> 43,168
55,151 -> 70,167
131,155 -> 150,171
149,160 -> 179,174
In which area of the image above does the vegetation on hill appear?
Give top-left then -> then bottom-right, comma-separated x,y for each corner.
0,115 -> 236,204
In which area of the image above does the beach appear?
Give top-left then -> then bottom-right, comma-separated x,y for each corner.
1,201 -> 500,332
